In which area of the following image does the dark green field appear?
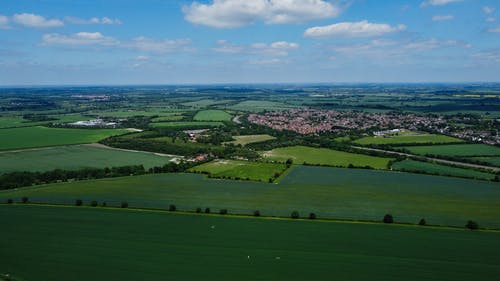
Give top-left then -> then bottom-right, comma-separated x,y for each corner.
391,159 -> 496,180
404,144 -> 500,157
2,166 -> 499,228
1,205 -> 500,281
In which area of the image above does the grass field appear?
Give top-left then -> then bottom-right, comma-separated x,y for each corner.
194,110 -> 232,121
150,115 -> 184,122
0,116 -> 47,128
0,126 -> 129,151
89,109 -> 184,118
354,134 -> 462,145
227,100 -> 297,112
189,160 -> 287,182
2,166 -> 499,228
227,134 -> 276,146
468,156 -> 500,167
0,145 -> 176,173
263,146 -> 393,169
150,121 -> 224,128
391,159 -> 496,180
2,205 -> 500,281
181,99 -> 234,108
404,144 -> 500,157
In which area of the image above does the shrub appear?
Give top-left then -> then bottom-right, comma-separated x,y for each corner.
6,199 -> 13,204
383,214 -> 394,224
90,200 -> 98,207
21,197 -> 28,204
291,211 -> 299,219
309,213 -> 317,220
254,210 -> 260,217
169,204 -> 176,211
204,207 -> 210,214
466,220 -> 479,230
418,218 -> 426,226
101,202 -> 107,207
75,199 -> 83,206
195,207 -> 202,213
219,209 -> 228,215
121,202 -> 128,208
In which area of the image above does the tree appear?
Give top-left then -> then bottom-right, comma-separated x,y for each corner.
101,202 -> 107,207
75,199 -> 83,206
204,207 -> 210,214
91,200 -> 98,207
309,213 -> 317,220
254,210 -> 260,217
220,209 -> 228,215
418,218 -> 426,226
21,197 -> 28,204
195,207 -> 202,213
383,214 -> 393,224
6,199 -> 13,204
466,220 -> 479,230
121,201 -> 128,208
169,204 -> 176,211
286,158 -> 293,166
291,211 -> 299,219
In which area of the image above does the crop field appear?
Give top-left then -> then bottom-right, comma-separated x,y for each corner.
0,116 -> 47,128
181,99 -> 234,108
3,166 -> 500,228
89,109 -> 184,118
468,157 -> 500,167
149,121 -> 224,128
0,126 -> 129,151
1,205 -> 500,281
263,146 -> 393,169
227,134 -> 276,146
193,110 -> 232,121
404,144 -> 500,157
189,160 -> 287,182
391,160 -> 496,180
354,134 -> 462,145
227,100 -> 297,112
0,145 -> 176,173
150,115 -> 184,122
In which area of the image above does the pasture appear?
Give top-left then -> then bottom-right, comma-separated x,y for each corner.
263,145 -> 393,169
193,110 -> 232,121
0,126 -> 129,151
391,159 -> 496,180
227,134 -> 276,146
0,145 -> 176,174
404,144 -> 500,157
149,121 -> 224,128
2,166 -> 500,228
468,157 -> 500,167
0,116 -> 46,128
354,134 -> 462,145
2,205 -> 500,281
227,100 -> 297,112
189,160 -> 287,182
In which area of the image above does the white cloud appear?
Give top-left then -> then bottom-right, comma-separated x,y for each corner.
248,58 -> 287,65
183,0 -> 341,28
42,32 -> 118,46
304,21 -> 406,38
483,7 -> 495,14
472,50 -> 500,63
0,15 -> 10,29
124,37 -> 192,54
213,40 -> 299,56
432,15 -> 454,21
486,17 -> 496,22
420,0 -> 462,7
212,40 -> 245,54
13,13 -> 64,28
488,26 -> 500,33
65,16 -> 122,25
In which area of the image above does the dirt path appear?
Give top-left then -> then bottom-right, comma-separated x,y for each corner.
84,143 -> 183,161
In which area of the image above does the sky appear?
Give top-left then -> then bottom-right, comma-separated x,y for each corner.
0,0 -> 499,85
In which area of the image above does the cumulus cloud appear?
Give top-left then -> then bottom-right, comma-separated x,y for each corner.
0,15 -> 10,29
304,21 -> 406,38
420,0 -> 462,7
212,40 -> 245,54
483,7 -> 495,14
432,15 -> 454,21
65,16 -> 122,25
123,37 -> 192,54
13,13 -> 64,28
488,26 -> 500,33
183,0 -> 341,28
42,32 -> 119,46
213,40 -> 299,56
248,58 -> 287,65
486,17 -> 496,23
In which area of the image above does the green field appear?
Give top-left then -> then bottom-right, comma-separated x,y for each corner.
227,100 -> 297,112
404,144 -> 500,157
227,134 -> 276,146
263,146 -> 393,169
150,121 -> 224,128
189,160 -> 287,182
391,159 -> 496,180
181,99 -> 234,108
2,205 -> 500,281
468,156 -> 500,167
194,110 -> 232,121
0,126 -> 129,151
0,116 -> 47,128
2,166 -> 499,228
354,134 -> 462,145
89,109 -> 184,118
0,145 -> 177,173
150,115 -> 184,122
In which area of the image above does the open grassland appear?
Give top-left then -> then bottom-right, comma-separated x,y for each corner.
150,121 -> 224,128
2,205 -> 500,281
2,166 -> 500,228
391,159 -> 496,180
194,110 -> 232,121
468,156 -> 500,167
189,160 -> 287,182
181,99 -> 234,108
0,126 -> 129,151
263,146 -> 393,169
404,144 -> 500,157
89,109 -> 184,118
227,134 -> 276,146
354,134 -> 462,145
0,145 -> 176,174
0,116 -> 47,128
150,115 -> 184,122
227,100 -> 297,112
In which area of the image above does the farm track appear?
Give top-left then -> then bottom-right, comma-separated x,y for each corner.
353,146 -> 500,172
84,143 -> 182,161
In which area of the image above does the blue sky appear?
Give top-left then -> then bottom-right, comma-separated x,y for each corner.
0,0 -> 499,85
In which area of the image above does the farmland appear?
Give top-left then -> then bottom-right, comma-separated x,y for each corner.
1,205 -> 500,281
391,159 -> 496,180
149,121 -> 224,128
228,100 -> 297,112
263,146 -> 393,169
227,134 -> 276,146
0,126 -> 129,151
2,166 -> 500,228
0,145 -> 177,173
468,157 -> 500,167
193,110 -> 232,121
404,144 -> 500,157
189,159 -> 287,182
354,134 -> 462,145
